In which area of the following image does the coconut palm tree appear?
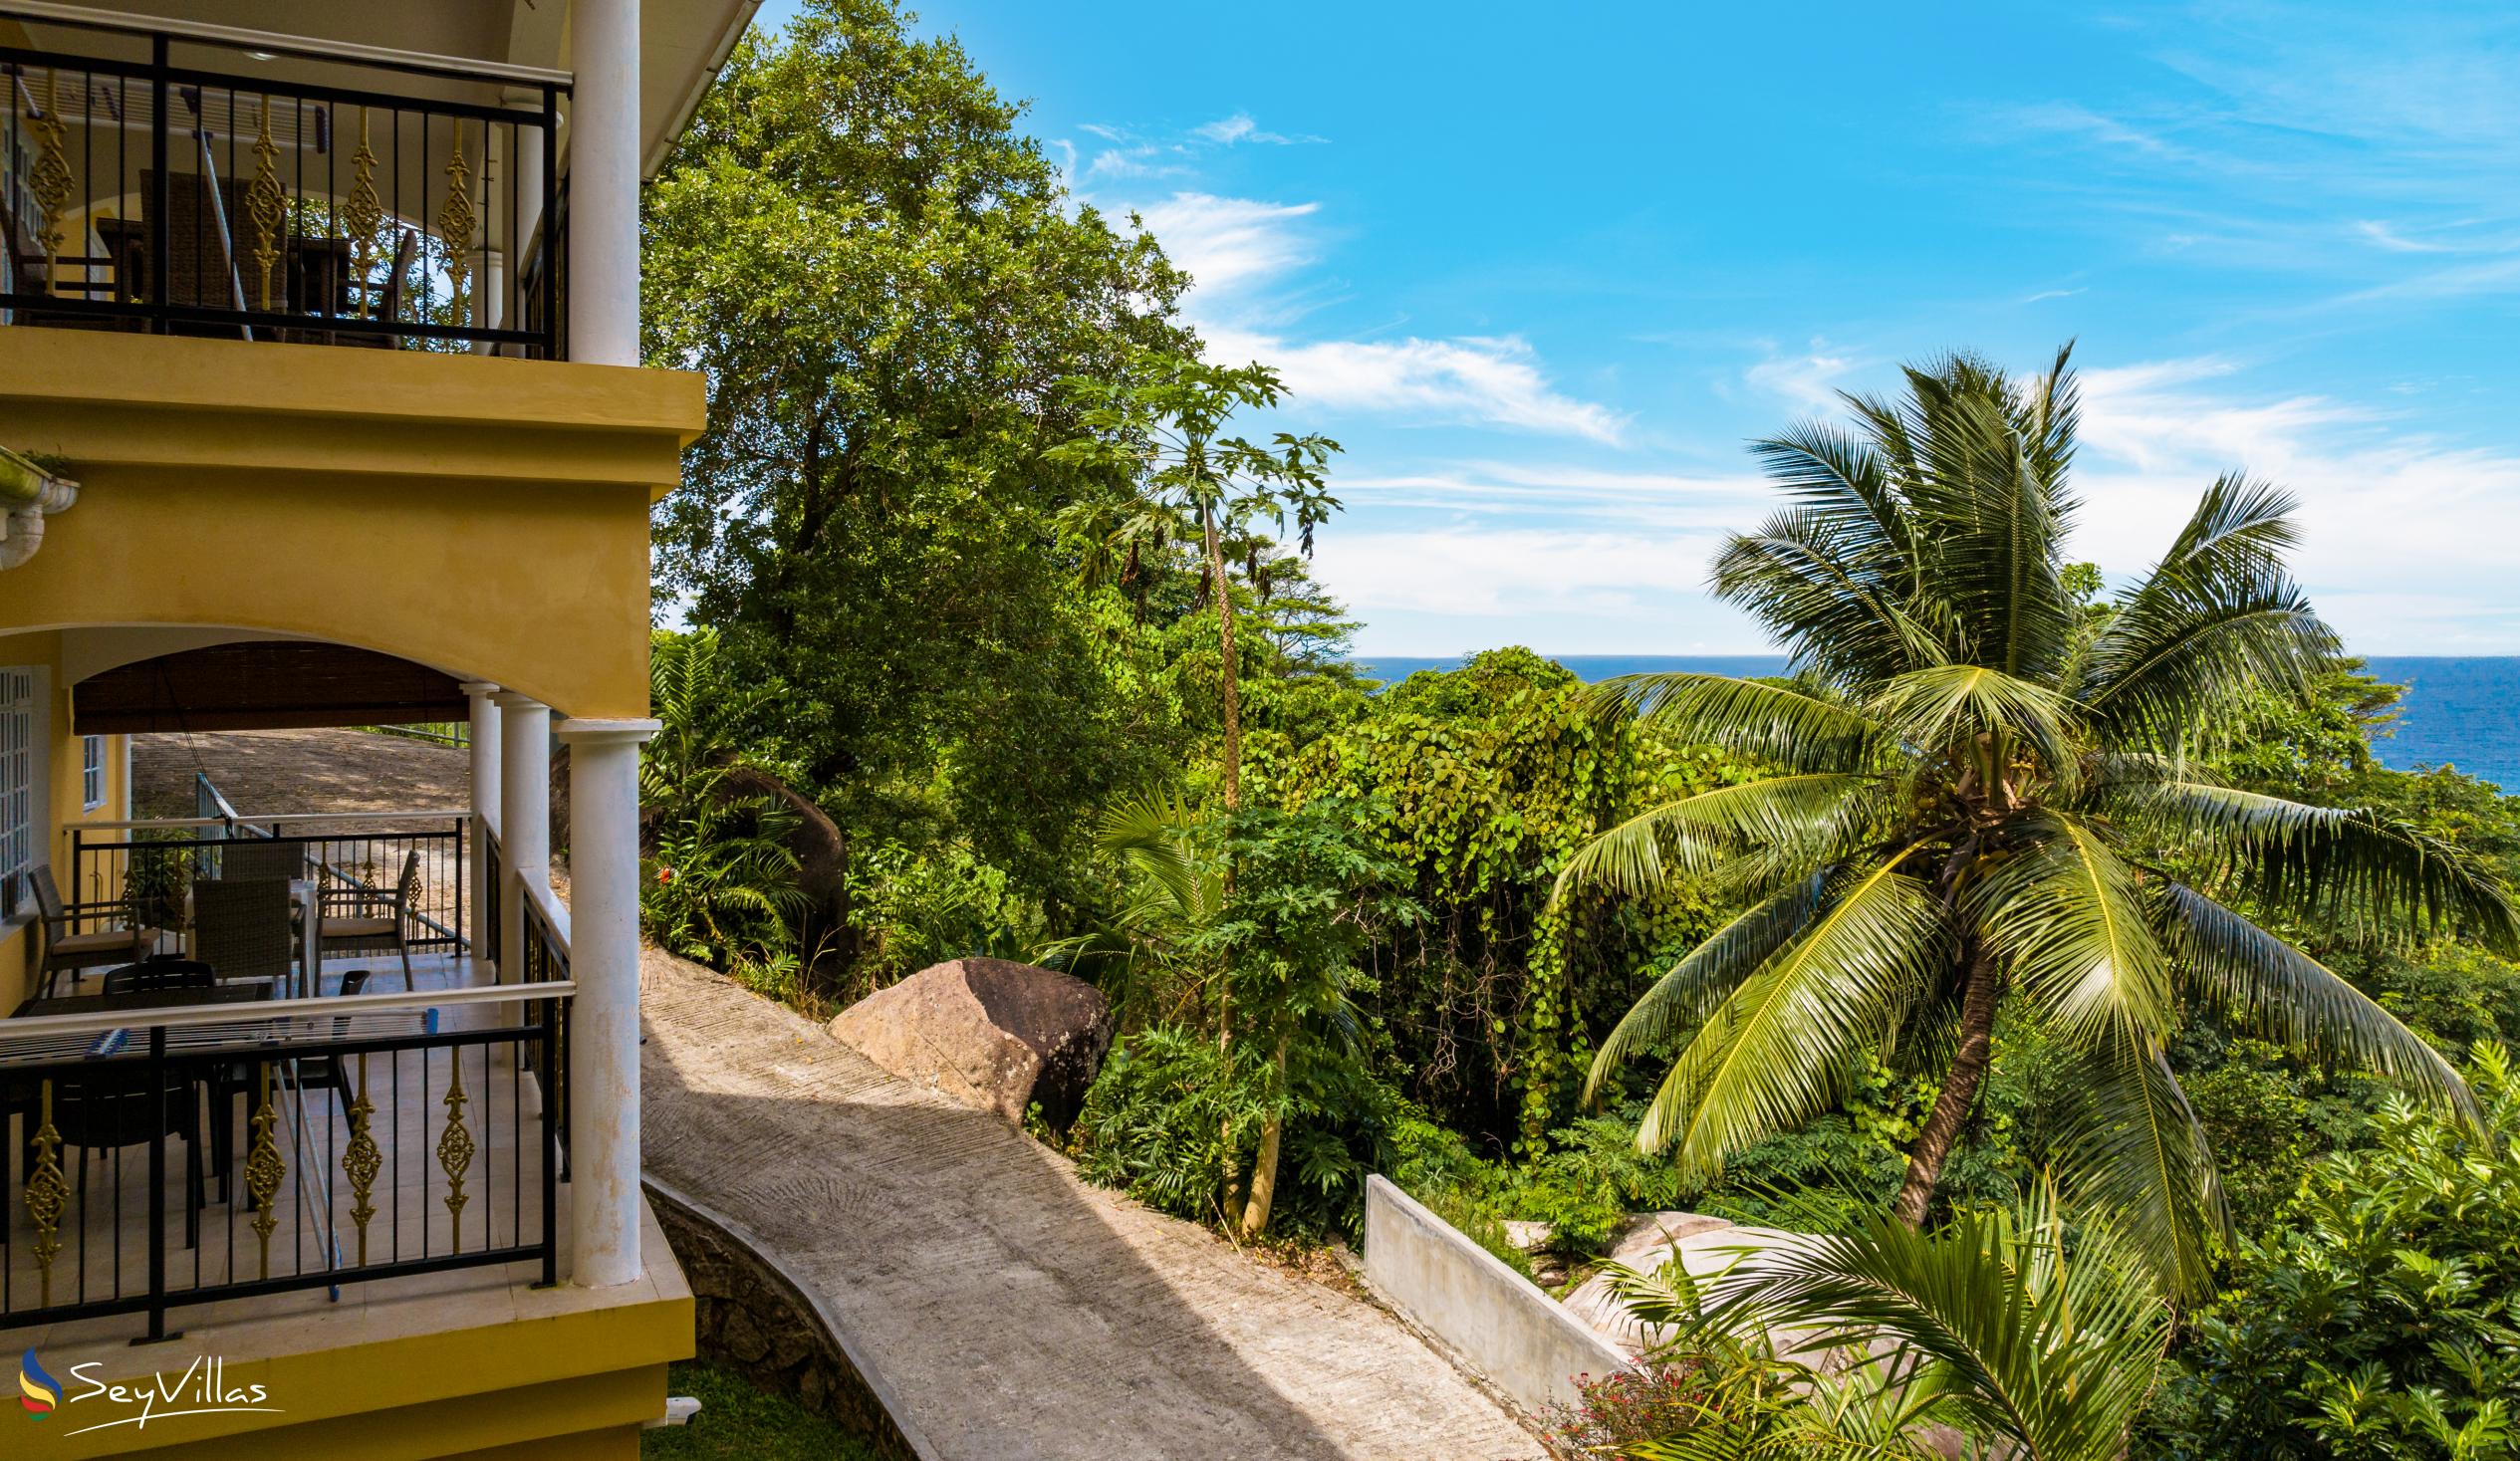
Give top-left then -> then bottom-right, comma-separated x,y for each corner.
1559,345 -> 2518,1295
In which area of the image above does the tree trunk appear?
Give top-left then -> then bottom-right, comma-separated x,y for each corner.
1892,946 -> 2001,1227
1201,506 -> 1244,813
1202,505 -> 1245,1209
1240,1033 -> 1291,1238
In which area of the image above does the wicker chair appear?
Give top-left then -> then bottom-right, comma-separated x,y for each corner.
218,837 -> 307,883
320,850 -> 419,990
190,877 -> 297,986
29,864 -> 169,1000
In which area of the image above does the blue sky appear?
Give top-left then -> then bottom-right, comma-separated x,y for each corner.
753,1 -> 2520,656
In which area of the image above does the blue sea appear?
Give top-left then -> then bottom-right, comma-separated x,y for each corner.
1353,654 -> 2520,793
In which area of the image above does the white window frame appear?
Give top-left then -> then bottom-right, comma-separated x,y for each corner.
0,669 -> 33,920
82,733 -> 106,812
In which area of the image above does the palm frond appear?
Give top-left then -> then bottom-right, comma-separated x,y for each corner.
1748,421 -> 1915,573
1589,671 -> 1886,771
2245,805 -> 2520,953
1866,663 -> 2081,794
1970,811 -> 2173,1045
2043,1027 -> 2228,1301
1586,871 -> 1833,1104
2018,341 -> 2081,486
1711,505 -> 1945,683
2161,881 -> 2476,1118
1096,790 -> 1223,931
1553,773 -> 1884,903
2080,482 -> 2337,744
1697,1187 -> 2173,1461
1895,375 -> 2079,683
1646,848 -> 1947,1170
2100,772 -> 2520,953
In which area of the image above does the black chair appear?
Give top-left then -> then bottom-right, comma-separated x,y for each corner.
101,958 -> 216,997
51,1067 -> 208,1250
208,969 -> 374,1199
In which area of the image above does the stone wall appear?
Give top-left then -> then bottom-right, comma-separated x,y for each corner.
647,1180 -> 922,1460
1362,1174 -> 1632,1417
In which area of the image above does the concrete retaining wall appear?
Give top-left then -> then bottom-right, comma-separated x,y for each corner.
1361,1174 -> 1630,1417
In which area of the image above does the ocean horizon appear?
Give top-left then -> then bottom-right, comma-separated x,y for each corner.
1353,653 -> 2520,792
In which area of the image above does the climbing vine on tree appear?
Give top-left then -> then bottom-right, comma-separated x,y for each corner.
1274,649 -> 1754,1151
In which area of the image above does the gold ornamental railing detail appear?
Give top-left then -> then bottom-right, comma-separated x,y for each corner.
244,1065 -> 286,1278
24,1081 -> 69,1307
344,1053 -> 383,1266
438,1058 -> 476,1252
245,97 -> 287,312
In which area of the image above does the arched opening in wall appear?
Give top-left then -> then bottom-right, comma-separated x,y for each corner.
54,636 -> 488,990
74,637 -> 481,820
77,640 -> 468,736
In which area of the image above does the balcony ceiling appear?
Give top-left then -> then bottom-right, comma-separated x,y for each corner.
74,639 -> 467,733
12,0 -> 763,175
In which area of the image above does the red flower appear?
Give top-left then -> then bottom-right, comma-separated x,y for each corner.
656,865 -> 676,884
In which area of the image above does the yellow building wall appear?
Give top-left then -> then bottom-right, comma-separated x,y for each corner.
0,330 -> 705,721
0,627 -> 131,1015
15,1283 -> 692,1461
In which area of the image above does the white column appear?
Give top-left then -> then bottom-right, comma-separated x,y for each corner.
569,0 -> 641,366
496,692 -> 551,975
554,717 -> 658,1288
461,682 -> 503,969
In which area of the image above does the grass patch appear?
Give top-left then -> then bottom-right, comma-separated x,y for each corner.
640,1361 -> 884,1461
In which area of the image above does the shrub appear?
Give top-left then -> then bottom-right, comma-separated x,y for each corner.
1506,1113 -> 1689,1255
1069,1024 -> 1406,1237
1541,1364 -> 1756,1458
2142,1041 -> 2520,1461
1071,1025 -> 1265,1224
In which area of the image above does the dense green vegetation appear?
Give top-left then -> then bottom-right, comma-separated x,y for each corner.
643,6 -> 2520,1457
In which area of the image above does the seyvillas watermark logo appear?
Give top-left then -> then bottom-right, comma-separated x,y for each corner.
18,1349 -> 58,1418
15,1349 -> 282,1438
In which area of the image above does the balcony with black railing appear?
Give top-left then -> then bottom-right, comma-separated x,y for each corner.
0,878 -> 575,1343
1,5 -> 568,356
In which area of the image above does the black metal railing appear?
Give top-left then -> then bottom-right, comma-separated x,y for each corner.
0,8 -> 567,355
69,818 -> 469,955
0,998 -> 562,1340
519,886 -> 570,1175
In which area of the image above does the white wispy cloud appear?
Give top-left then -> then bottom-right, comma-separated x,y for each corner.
2355,219 -> 2455,254
1125,191 -> 1626,442
1088,144 -> 1185,180
1311,527 -> 1708,616
1206,328 -> 1628,443
1338,463 -> 1767,526
1065,114 -> 1327,183
1743,345 -> 1863,411
1987,15 -> 2520,299
1134,193 -> 1321,297
1191,113 -> 1322,146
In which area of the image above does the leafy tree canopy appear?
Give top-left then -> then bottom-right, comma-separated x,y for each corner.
642,0 -> 1196,935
